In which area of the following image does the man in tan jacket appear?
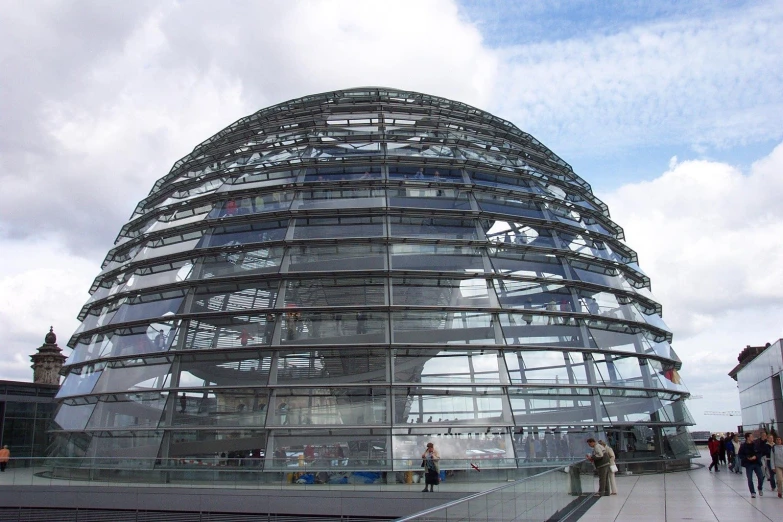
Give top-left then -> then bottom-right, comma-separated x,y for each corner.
587,438 -> 611,496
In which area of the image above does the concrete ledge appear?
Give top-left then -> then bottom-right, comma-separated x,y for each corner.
0,486 -> 467,519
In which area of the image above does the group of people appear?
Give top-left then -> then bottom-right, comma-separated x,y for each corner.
707,433 -> 742,473
708,431 -> 783,498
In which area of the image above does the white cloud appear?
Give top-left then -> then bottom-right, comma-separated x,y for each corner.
0,0 -> 498,256
0,235 -> 96,381
603,142 -> 783,431
603,141 -> 783,338
2,0 -> 781,255
491,1 -> 783,157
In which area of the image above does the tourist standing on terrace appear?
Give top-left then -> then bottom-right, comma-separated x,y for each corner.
739,433 -> 765,498
586,438 -> 611,496
421,442 -> 440,492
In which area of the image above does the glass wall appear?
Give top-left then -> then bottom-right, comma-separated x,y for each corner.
0,382 -> 58,461
736,340 -> 783,430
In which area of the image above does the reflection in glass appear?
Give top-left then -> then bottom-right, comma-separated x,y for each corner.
184,315 -> 277,350
170,389 -> 269,427
392,277 -> 491,307
393,387 -> 510,424
289,243 -> 386,272
394,349 -> 503,384
505,351 -> 588,385
53,403 -> 96,431
293,216 -> 384,239
276,349 -> 388,384
390,244 -> 485,272
392,311 -> 495,344
57,365 -> 104,398
390,216 -> 478,240
269,388 -> 387,426
86,392 -> 168,429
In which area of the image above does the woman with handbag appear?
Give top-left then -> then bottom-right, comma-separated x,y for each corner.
599,440 -> 618,495
421,442 -> 440,492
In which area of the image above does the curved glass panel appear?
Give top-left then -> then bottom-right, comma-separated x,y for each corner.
182,315 -> 276,350
474,191 -> 546,220
293,216 -> 384,239
86,392 -> 168,429
389,216 -> 478,240
392,311 -> 495,344
392,277 -> 492,307
276,349 -> 388,384
505,351 -> 588,385
170,389 -> 270,427
53,403 -> 96,431
394,387 -> 510,424
197,246 -> 284,279
389,186 -> 471,211
394,349 -> 503,384
294,187 -> 386,211
269,387 -> 387,427
204,220 -> 288,248
390,243 -> 485,272
289,243 -> 386,272
57,365 -> 104,398
91,359 -> 171,395
281,311 -> 388,345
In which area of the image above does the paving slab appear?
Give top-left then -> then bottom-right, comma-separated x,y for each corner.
578,449 -> 783,522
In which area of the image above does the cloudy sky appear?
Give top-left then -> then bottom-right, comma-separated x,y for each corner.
1,0 -> 781,432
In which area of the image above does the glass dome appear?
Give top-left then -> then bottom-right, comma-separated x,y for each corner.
51,87 -> 695,479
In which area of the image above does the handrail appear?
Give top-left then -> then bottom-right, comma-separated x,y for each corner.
394,460 -> 588,522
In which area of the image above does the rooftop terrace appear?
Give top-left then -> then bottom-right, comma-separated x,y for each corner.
579,449 -> 782,522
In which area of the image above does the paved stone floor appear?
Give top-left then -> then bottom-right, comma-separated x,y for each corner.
579,449 -> 783,522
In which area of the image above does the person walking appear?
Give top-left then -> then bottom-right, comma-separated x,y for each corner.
587,438 -> 611,496
421,442 -> 440,492
739,432 -> 765,498
730,434 -> 742,474
707,435 -> 721,472
598,440 -> 618,495
761,433 -> 778,492
718,436 -> 727,468
0,446 -> 9,472
771,436 -> 783,499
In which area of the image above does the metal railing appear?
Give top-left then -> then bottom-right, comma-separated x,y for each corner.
0,456 -> 590,491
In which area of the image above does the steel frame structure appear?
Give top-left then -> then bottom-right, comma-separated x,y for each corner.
52,87 -> 695,478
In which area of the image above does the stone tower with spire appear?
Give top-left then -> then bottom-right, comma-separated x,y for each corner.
31,327 -> 66,385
